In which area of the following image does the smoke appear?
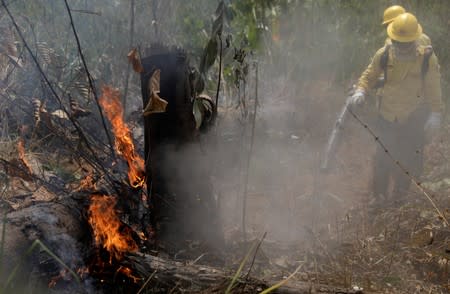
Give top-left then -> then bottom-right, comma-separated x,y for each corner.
3,0 -> 437,262
0,0 -> 377,243
201,2 -> 378,246
103,1 -> 382,253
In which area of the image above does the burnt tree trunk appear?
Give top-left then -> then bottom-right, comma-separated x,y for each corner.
140,45 -> 222,254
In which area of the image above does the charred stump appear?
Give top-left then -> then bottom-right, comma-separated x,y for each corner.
140,44 -> 222,253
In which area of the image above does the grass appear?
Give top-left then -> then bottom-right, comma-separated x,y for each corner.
225,240 -> 258,294
260,262 -> 304,294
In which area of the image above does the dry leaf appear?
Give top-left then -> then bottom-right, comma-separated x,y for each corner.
17,138 -> 32,175
51,109 -> 69,120
37,42 -> 53,64
6,54 -> 23,68
73,82 -> 90,100
32,98 -> 54,127
143,69 -> 168,115
70,95 -> 91,118
149,69 -> 160,94
32,98 -> 44,125
32,186 -> 56,202
7,158 -> 33,181
0,26 -> 18,59
127,48 -> 144,73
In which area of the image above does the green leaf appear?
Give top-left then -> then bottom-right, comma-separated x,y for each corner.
225,240 -> 258,294
212,1 -> 225,37
200,37 -> 218,74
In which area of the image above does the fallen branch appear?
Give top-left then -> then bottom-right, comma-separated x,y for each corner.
124,252 -> 360,293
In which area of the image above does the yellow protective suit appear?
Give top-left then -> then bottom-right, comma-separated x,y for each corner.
356,44 -> 442,122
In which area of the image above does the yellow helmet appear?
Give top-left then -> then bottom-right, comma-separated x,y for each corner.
382,5 -> 406,25
387,13 -> 422,42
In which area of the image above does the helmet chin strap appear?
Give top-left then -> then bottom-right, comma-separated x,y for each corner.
392,40 -> 417,60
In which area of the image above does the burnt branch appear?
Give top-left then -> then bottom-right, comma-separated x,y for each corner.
124,252 -> 360,294
63,0 -> 116,159
0,158 -> 68,194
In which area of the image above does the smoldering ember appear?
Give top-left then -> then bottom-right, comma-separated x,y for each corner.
0,1 -> 449,294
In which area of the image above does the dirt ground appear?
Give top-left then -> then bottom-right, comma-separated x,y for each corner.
0,76 -> 448,293
217,79 -> 450,293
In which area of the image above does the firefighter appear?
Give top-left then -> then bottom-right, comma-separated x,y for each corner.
350,13 -> 443,203
382,5 -> 431,46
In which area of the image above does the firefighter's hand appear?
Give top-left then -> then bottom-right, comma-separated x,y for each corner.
349,90 -> 365,106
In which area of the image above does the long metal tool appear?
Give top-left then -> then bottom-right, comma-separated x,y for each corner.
242,62 -> 258,242
320,97 -> 352,171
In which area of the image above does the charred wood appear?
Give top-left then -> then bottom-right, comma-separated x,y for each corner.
124,252 -> 360,294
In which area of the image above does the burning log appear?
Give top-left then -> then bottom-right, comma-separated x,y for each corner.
0,178 -> 357,294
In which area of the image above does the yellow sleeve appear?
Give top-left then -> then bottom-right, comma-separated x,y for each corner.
418,33 -> 432,46
356,47 -> 385,92
424,53 -> 443,113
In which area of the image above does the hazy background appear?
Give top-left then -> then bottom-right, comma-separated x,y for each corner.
1,0 -> 449,247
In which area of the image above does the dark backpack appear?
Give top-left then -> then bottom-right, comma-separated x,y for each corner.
379,44 -> 434,84
377,44 -> 435,116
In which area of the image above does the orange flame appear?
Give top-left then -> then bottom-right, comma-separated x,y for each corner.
17,138 -> 32,174
88,194 -> 138,260
99,86 -> 145,188
117,266 -> 141,283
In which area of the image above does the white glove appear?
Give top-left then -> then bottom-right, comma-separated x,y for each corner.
349,90 -> 365,106
424,112 -> 441,131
